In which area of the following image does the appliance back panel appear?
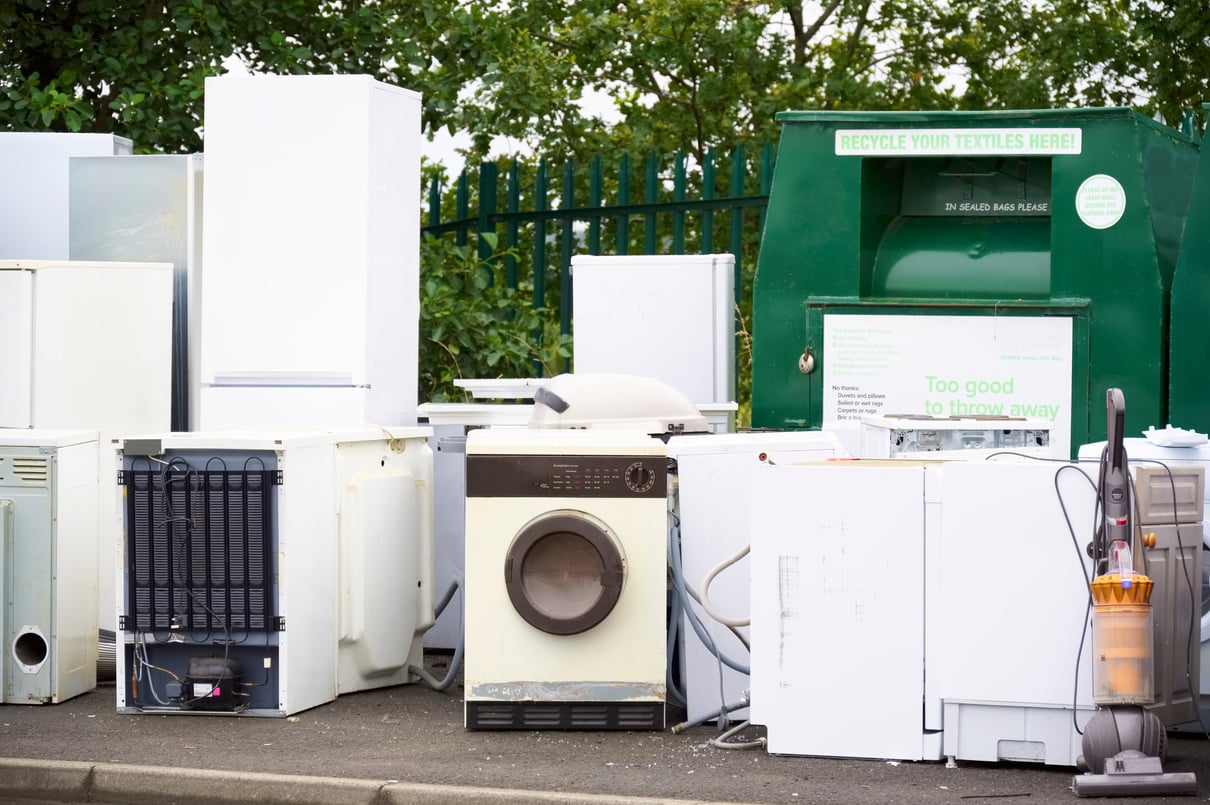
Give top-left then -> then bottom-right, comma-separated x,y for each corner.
123,451 -> 279,637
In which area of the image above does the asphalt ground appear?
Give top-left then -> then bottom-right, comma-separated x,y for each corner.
3,655 -> 1210,805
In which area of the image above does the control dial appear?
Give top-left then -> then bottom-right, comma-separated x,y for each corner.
624,461 -> 656,493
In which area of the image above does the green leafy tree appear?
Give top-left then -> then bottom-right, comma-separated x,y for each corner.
1130,0 -> 1210,129
0,0 -> 474,152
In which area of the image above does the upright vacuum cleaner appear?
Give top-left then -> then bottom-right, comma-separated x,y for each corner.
1071,388 -> 1199,797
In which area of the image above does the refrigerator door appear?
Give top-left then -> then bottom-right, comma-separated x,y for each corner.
0,270 -> 34,427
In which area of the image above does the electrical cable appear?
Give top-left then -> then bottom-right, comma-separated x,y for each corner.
668,512 -> 728,721
667,505 -> 751,733
664,555 -> 688,710
1052,461 -> 1099,735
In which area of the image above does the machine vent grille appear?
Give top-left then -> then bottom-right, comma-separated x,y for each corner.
124,466 -> 276,636
466,702 -> 664,730
12,457 -> 49,484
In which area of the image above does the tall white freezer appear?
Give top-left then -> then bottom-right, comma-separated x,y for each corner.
199,74 -> 422,429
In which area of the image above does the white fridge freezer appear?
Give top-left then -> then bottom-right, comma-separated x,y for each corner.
0,259 -> 174,635
200,74 -> 422,429
0,132 -> 132,260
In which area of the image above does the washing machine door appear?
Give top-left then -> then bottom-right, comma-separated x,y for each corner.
504,511 -> 625,635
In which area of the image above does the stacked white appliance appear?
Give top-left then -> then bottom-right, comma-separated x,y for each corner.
199,74 -> 421,429
0,260 -> 173,636
69,153 -> 204,432
749,459 -> 1103,764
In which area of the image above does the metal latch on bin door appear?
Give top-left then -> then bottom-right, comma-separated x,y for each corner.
799,349 -> 815,374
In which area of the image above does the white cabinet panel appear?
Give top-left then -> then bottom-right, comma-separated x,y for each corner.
750,462 -> 931,759
571,254 -> 735,406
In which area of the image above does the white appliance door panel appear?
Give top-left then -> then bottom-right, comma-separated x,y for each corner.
0,132 -> 131,260
0,271 -> 34,427
750,463 -> 927,759
32,266 -> 172,433
937,462 -> 1096,706
201,76 -> 372,382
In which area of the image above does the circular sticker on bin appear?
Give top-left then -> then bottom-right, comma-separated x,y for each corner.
1075,174 -> 1126,230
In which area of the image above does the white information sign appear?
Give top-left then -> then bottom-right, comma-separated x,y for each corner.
823,314 -> 1074,456
1075,174 -> 1126,230
834,127 -> 1082,157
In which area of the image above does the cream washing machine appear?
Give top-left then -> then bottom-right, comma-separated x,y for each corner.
463,427 -> 668,729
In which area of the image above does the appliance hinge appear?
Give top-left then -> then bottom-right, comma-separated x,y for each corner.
273,617 -> 286,631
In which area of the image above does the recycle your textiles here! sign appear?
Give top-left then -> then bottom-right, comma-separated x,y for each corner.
822,314 -> 1073,457
834,127 -> 1082,156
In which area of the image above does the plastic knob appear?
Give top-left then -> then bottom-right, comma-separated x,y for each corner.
1143,532 -> 1157,549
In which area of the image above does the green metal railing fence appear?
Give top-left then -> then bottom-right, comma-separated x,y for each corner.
422,143 -> 776,339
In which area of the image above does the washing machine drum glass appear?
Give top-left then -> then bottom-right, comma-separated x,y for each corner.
505,513 -> 625,635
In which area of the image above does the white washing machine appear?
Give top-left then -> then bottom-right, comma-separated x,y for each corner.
464,428 -> 668,729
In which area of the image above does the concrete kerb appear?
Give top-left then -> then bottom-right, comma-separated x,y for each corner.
0,758 -> 733,805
